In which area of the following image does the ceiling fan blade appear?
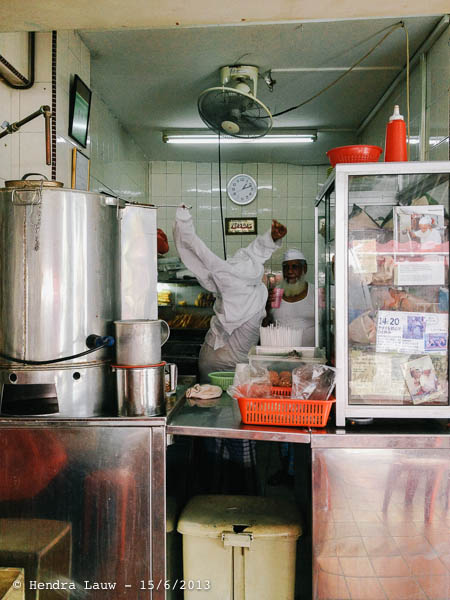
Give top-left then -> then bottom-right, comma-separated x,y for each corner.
198,87 -> 272,138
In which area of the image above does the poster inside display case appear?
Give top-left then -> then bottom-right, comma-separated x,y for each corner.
315,162 -> 450,425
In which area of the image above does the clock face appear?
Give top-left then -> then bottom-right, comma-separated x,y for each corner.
227,174 -> 258,205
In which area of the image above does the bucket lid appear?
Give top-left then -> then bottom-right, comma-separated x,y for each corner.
177,495 -> 302,538
5,179 -> 64,188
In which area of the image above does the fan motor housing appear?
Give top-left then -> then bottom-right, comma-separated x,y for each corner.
220,65 -> 259,97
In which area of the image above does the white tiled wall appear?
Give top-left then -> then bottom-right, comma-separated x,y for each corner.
359,26 -> 449,161
0,32 -> 53,184
57,30 -> 149,199
151,160 -> 329,278
89,94 -> 149,201
0,30 -> 149,200
55,29 -> 91,186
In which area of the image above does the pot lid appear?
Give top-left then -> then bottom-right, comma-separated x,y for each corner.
5,179 -> 64,189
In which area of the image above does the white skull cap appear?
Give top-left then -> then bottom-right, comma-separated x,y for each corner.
419,215 -> 432,225
283,248 -> 306,263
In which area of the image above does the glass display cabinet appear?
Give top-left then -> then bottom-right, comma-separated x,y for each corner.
315,161 -> 450,426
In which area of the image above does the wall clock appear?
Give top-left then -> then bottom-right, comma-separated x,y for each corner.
226,174 -> 258,205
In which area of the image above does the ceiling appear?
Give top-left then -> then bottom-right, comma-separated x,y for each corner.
1,0 -> 448,32
80,15 -> 443,165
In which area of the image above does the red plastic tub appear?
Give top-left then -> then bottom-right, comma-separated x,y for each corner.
327,144 -> 383,167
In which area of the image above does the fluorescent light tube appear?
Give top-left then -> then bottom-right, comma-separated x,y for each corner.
162,130 -> 317,144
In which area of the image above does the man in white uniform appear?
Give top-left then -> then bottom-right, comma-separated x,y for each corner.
173,206 -> 287,381
265,248 -> 315,346
419,368 -> 438,394
410,215 -> 442,246
173,206 -> 287,494
264,248 -> 315,488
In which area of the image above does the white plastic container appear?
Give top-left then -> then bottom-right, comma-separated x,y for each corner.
177,495 -> 302,600
248,346 -> 326,380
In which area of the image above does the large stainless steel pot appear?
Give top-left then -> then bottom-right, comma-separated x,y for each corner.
0,184 -> 121,416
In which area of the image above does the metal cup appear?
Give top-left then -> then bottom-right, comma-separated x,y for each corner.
114,319 -> 170,366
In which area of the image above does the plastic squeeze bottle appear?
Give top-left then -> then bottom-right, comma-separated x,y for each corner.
384,105 -> 407,161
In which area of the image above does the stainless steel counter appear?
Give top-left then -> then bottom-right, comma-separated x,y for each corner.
167,388 -> 450,446
311,419 -> 450,600
167,391 -> 311,442
312,419 -> 450,448
3,408 -> 450,599
0,417 -> 166,600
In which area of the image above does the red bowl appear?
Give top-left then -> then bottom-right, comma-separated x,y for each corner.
326,144 -> 383,167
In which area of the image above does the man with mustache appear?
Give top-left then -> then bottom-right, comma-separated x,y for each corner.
264,248 -> 315,488
265,249 -> 315,346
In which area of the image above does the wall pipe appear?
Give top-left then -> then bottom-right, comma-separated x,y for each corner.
0,105 -> 52,165
0,32 -> 35,89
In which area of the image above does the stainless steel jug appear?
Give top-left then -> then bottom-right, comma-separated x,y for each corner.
114,319 -> 170,366
115,362 -> 177,416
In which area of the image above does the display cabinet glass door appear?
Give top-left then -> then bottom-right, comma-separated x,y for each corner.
346,171 -> 449,408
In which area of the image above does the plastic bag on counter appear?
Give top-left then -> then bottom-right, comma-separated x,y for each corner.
291,363 -> 336,401
268,369 -> 292,387
227,363 -> 272,399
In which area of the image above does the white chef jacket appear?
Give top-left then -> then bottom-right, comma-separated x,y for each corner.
419,371 -> 438,393
414,227 -> 442,246
173,207 -> 281,356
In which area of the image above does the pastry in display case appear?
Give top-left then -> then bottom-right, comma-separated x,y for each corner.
157,281 -> 214,330
315,161 -> 450,425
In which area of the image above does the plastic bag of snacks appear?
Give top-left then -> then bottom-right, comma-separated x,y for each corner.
268,369 -> 292,387
228,363 -> 272,399
291,363 -> 336,401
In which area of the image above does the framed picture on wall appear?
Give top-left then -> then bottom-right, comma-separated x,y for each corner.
225,217 -> 258,235
71,148 -> 90,191
68,74 -> 92,148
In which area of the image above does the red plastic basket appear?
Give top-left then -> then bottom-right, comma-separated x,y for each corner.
270,386 -> 292,397
326,144 -> 382,168
236,389 -> 335,428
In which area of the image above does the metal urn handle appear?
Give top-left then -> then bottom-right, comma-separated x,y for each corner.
165,363 -> 178,395
160,320 -> 170,346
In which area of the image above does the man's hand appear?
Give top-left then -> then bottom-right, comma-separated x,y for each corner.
271,220 -> 287,242
267,288 -> 276,305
